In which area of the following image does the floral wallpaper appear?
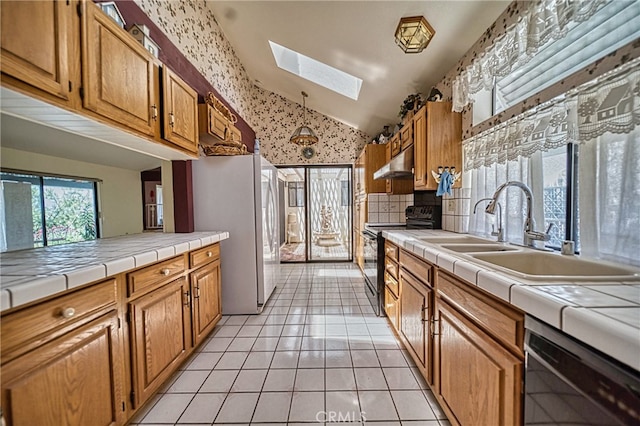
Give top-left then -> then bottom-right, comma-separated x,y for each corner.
134,0 -> 368,165
252,88 -> 369,165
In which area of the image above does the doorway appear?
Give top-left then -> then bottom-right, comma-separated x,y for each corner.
277,165 -> 352,262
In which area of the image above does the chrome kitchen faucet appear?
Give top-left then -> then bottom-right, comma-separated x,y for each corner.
485,181 -> 554,248
473,197 -> 504,242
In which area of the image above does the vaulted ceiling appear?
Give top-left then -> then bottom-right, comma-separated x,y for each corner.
207,1 -> 510,137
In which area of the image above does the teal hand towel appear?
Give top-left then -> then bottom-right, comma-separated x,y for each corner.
436,170 -> 453,196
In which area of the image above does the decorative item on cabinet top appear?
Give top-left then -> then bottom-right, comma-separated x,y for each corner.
199,92 -> 248,156
98,2 -> 125,28
128,24 -> 160,58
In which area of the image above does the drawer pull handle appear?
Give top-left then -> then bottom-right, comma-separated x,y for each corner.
207,251 -> 213,257
161,268 -> 171,276
61,307 -> 76,319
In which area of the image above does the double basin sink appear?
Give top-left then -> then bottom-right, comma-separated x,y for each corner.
415,236 -> 640,282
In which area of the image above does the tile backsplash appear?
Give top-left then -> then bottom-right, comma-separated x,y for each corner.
442,189 -> 470,233
367,194 -> 414,224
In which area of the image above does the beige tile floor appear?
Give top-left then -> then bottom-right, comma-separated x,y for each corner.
130,263 -> 450,425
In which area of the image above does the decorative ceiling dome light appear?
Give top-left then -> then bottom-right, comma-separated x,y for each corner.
395,16 -> 435,54
290,91 -> 319,146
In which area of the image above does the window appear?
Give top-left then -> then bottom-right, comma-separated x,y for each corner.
287,182 -> 305,207
0,171 -> 99,252
540,147 -> 568,249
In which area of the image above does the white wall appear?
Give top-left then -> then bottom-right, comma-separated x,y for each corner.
1,147 -> 143,237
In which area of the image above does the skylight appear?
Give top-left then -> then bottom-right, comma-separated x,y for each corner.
269,41 -> 363,100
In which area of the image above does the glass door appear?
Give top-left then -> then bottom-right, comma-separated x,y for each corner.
307,166 -> 352,261
278,168 -> 307,262
277,165 -> 352,262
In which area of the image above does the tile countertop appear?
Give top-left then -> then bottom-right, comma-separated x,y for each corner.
0,231 -> 229,312
382,229 -> 640,372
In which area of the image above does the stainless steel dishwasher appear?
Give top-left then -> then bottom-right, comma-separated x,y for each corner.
524,315 -> 640,425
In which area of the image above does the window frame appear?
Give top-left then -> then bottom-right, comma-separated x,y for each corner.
0,169 -> 101,250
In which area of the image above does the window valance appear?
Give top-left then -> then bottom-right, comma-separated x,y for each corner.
452,0 -> 610,113
463,58 -> 640,170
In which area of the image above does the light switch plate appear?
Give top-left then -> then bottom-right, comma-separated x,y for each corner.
447,199 -> 456,212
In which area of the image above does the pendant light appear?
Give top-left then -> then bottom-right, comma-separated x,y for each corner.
290,91 -> 319,146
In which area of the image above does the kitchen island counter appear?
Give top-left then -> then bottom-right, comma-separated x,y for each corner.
0,231 -> 229,311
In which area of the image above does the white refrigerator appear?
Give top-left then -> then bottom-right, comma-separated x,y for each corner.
192,154 -> 279,314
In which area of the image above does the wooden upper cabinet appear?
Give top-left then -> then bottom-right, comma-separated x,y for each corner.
400,122 -> 413,151
413,102 -> 462,191
1,310 -> 124,426
0,0 -> 73,102
162,66 -> 199,153
81,1 -> 159,137
357,144 -> 386,194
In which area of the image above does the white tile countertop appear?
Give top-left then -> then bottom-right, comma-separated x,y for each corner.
382,229 -> 640,372
0,231 -> 229,312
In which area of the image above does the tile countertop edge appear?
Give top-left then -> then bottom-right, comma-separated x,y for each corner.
381,229 -> 640,372
0,231 -> 229,312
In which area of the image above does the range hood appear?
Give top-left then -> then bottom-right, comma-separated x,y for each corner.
373,147 -> 414,180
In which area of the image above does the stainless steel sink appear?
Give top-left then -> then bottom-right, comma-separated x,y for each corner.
416,236 -> 494,244
469,251 -> 640,282
440,244 -> 519,253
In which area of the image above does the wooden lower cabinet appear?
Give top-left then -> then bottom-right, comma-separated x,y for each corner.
1,310 -> 124,426
399,270 -> 432,382
435,299 -> 523,426
190,259 -> 222,346
384,285 -> 399,331
129,276 -> 191,408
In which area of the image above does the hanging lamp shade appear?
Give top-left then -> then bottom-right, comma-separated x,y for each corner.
290,91 -> 319,146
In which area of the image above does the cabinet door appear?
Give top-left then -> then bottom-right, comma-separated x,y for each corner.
0,0 -> 72,101
1,311 -> 124,426
413,105 -> 427,190
82,2 -> 159,137
129,277 -> 191,407
436,299 -> 523,426
425,102 -> 462,190
399,270 -> 431,373
400,123 -> 413,150
190,259 -> 222,347
384,285 -> 399,332
162,67 -> 199,153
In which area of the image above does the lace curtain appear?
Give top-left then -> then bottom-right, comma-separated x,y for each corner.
452,0 -> 610,112
465,60 -> 640,265
463,60 -> 640,170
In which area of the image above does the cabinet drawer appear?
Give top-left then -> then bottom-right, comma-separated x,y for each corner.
128,256 -> 186,298
190,243 -> 220,269
384,271 -> 399,298
1,278 -> 117,362
384,241 -> 398,262
384,258 -> 399,280
400,249 -> 432,285
384,286 -> 399,331
437,271 -> 524,355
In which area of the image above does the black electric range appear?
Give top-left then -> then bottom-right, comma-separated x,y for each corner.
362,205 -> 441,315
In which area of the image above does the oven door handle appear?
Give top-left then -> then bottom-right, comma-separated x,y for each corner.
362,229 -> 377,240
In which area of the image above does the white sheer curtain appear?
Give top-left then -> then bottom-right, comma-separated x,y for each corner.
464,60 -> 640,265
578,127 -> 640,266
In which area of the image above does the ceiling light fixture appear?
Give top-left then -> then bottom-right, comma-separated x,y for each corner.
290,91 -> 319,147
394,16 -> 435,54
